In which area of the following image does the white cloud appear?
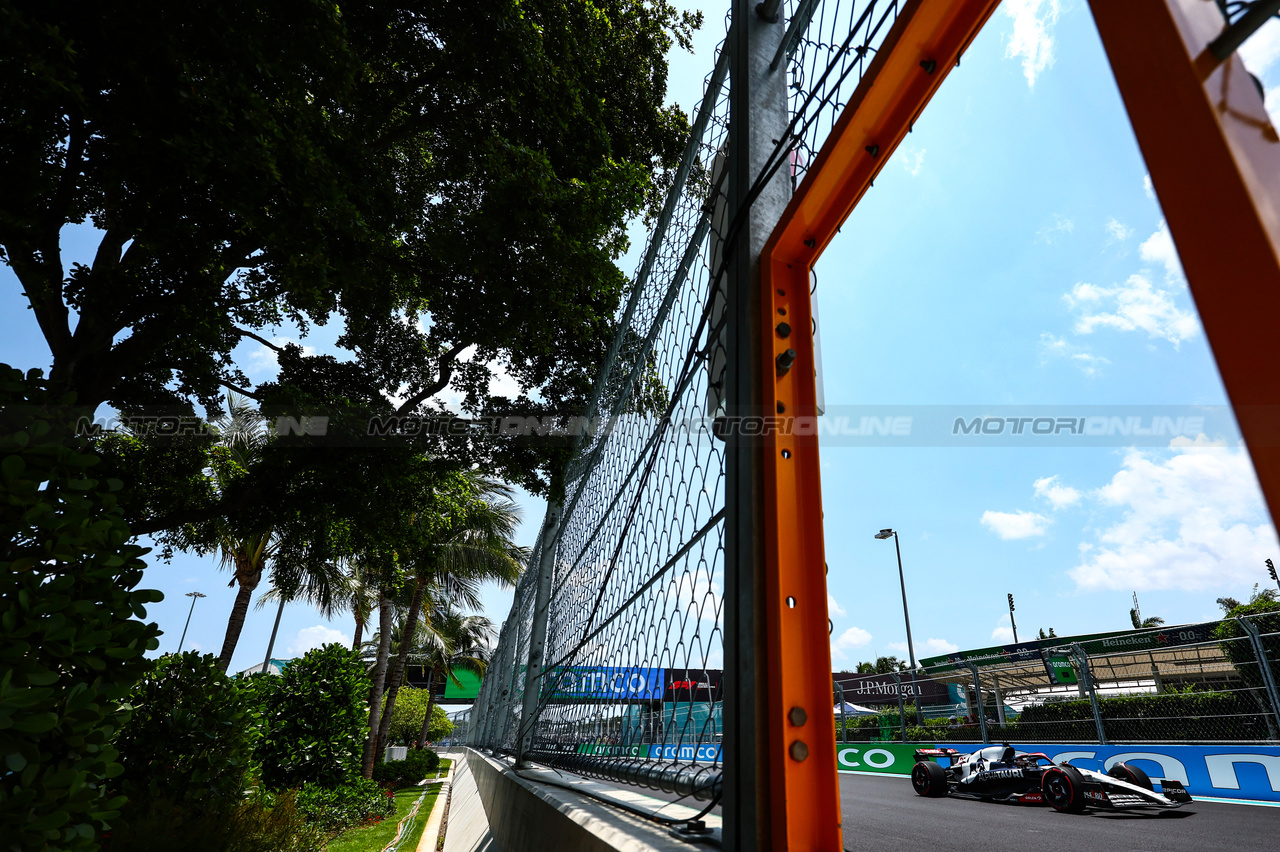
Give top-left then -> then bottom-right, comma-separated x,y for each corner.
287,625 -> 348,657
981,509 -> 1050,539
990,615 -> 1015,643
1038,333 -> 1110,376
889,638 -> 960,656
1034,475 -> 1081,509
898,147 -> 926,177
1003,0 -> 1062,87
1142,174 -> 1155,200
828,594 -> 847,618
1105,217 -> 1133,242
246,335 -> 318,376
1070,447 -> 1280,591
1065,275 -> 1198,347
1138,220 -> 1184,283
831,626 -> 873,661
1239,18 -> 1280,79
1036,215 -> 1074,243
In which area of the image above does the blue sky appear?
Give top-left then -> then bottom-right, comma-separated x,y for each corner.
3,2 -> 1279,674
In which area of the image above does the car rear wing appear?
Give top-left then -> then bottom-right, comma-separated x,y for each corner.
914,748 -> 960,763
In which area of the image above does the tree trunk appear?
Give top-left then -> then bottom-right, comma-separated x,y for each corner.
417,668 -> 439,748
352,614 -> 364,651
361,589 -> 395,778
216,559 -> 261,673
375,575 -> 427,755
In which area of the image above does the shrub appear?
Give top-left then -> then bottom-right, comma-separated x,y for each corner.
114,652 -> 259,807
104,789 -> 322,852
384,687 -> 455,745
372,749 -> 440,787
253,643 -> 370,789
295,777 -> 394,835
0,366 -> 163,851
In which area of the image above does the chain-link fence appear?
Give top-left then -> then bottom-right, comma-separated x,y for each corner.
465,1 -> 908,804
832,612 -> 1280,746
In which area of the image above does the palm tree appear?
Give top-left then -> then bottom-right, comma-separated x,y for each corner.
371,474 -> 525,760
412,607 -> 495,748
168,395 -> 282,672
1130,608 -> 1165,629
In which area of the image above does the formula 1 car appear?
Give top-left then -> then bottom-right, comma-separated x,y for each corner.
910,745 -> 1193,813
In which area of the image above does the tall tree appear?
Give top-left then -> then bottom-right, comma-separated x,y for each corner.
412,609 -> 495,749
1,1 -> 701,524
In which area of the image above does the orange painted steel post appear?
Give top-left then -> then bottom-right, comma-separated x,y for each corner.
1088,0 -> 1280,523
757,2 -> 1001,849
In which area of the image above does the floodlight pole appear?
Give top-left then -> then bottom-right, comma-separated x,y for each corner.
878,529 -> 923,726
177,591 -> 205,652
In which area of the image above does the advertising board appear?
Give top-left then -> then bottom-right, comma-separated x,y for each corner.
547,666 -> 665,701
835,743 -> 921,776
832,672 -> 949,705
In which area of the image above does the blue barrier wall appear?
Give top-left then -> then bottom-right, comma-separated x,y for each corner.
943,742 -> 1280,804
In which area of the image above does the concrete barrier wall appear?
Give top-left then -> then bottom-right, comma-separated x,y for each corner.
465,749 -> 693,852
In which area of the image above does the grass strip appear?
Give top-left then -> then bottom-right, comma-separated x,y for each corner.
324,785 -> 440,852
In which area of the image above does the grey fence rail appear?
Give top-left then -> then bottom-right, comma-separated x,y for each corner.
833,612 -> 1280,746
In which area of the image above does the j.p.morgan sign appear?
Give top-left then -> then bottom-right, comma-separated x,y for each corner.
832,672 -> 949,705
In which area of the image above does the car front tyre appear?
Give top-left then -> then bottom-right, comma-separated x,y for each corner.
911,761 -> 949,798
1041,765 -> 1087,813
1108,762 -> 1153,791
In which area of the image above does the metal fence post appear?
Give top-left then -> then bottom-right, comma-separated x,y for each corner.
724,2 -> 792,849
835,683 -> 847,743
966,663 -> 988,745
1071,644 -> 1107,745
893,672 -> 906,743
515,506 -> 560,768
1237,616 -> 1280,731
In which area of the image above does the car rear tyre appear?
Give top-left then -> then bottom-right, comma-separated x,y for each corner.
1041,765 -> 1087,813
911,761 -> 949,798
1108,762 -> 1153,791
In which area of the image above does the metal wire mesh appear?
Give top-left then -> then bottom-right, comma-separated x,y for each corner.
466,2 -> 909,801
832,613 -> 1280,746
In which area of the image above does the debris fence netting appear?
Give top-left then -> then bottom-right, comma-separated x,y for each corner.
833,613 -> 1280,747
466,1 -> 902,802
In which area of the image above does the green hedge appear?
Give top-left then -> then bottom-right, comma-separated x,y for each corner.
251,643 -> 370,789
372,749 -> 440,788
114,653 -> 259,808
1,366 -> 163,851
295,778 -> 394,836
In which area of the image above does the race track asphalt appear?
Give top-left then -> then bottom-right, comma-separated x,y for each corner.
840,772 -> 1279,852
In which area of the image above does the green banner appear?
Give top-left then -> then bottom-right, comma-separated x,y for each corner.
835,742 -> 925,776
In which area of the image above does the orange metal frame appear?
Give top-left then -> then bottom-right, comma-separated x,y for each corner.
762,0 -> 1280,849
758,2 -> 1002,849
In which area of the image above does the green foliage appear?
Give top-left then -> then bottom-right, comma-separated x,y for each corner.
371,749 -> 440,788
1213,594 -> 1280,692
1,0 -> 702,510
0,365 -> 162,851
104,790 -> 322,852
254,643 -> 370,789
113,652 -> 258,807
294,778 -> 394,836
383,688 -> 454,746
